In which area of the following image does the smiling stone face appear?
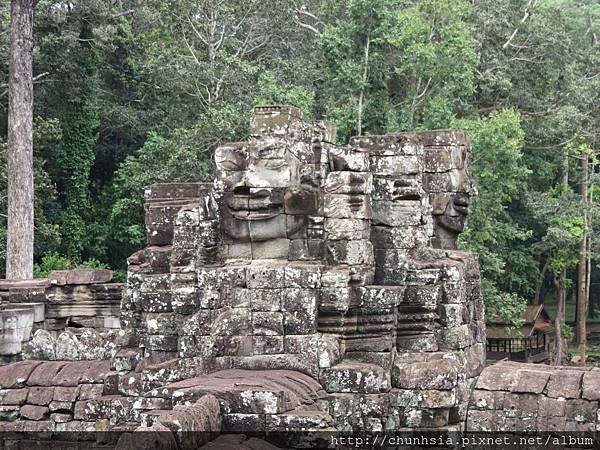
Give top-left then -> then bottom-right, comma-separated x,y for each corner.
214,113 -> 325,259
422,130 -> 475,250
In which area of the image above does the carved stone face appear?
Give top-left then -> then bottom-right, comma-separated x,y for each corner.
215,137 -> 319,243
425,139 -> 475,249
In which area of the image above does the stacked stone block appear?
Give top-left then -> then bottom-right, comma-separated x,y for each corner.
469,361 -> 600,432
0,270 -> 122,364
0,360 -> 114,434
350,134 -> 431,285
0,106 -> 497,446
420,130 -> 474,250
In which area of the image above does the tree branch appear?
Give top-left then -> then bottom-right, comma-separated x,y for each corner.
503,0 -> 536,50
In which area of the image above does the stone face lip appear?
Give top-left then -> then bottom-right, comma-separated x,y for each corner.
48,269 -> 113,286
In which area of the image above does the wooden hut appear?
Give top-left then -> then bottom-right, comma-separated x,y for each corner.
486,304 -> 554,363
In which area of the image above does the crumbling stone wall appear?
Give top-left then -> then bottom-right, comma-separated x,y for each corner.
113,105 -> 487,435
469,361 -> 600,432
0,105 -> 576,449
0,269 -> 123,364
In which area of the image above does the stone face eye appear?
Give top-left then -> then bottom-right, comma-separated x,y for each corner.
264,159 -> 286,170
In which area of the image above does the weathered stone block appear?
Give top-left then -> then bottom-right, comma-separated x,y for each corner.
288,239 -> 324,260
250,289 -> 283,312
326,240 -> 373,266
424,170 -> 470,193
20,404 -> 49,421
171,285 -> 199,314
371,225 -> 428,250
145,313 -> 184,335
284,265 -> 321,288
252,239 -> 290,259
325,218 -> 370,241
228,243 -> 253,259
27,387 -> 54,406
250,214 -> 287,239
392,357 -> 458,390
49,400 -> 73,413
372,200 -> 422,226
223,413 -> 266,432
324,194 -> 372,219
582,369 -> 600,401
437,325 -> 472,350
438,304 -> 465,327
284,187 -> 320,215
48,269 -> 113,286
370,155 -> 421,176
252,312 -> 284,336
320,268 -> 352,287
404,284 -> 440,310
319,288 -> 355,313
211,307 -> 251,337
320,361 -> 390,394
0,388 -> 28,405
358,286 -> 403,312
247,266 -> 286,289
546,370 -> 583,399
324,172 -> 372,194
53,386 -> 79,403
328,147 -> 370,171
145,335 -> 178,352
178,311 -> 210,337
512,370 -> 551,395
253,336 -> 284,354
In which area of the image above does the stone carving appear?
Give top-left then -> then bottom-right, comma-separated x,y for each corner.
115,105 -> 487,436
0,105 -> 525,447
421,130 -> 475,250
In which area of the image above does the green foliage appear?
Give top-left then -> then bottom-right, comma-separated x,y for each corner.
33,252 -> 108,278
33,252 -> 72,279
457,110 -> 537,310
483,279 -> 527,329
100,125 -> 215,266
0,0 -> 598,332
255,72 -> 316,119
0,119 -> 62,276
561,323 -> 574,341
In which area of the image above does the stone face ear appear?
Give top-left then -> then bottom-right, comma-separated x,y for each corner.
284,186 -> 319,215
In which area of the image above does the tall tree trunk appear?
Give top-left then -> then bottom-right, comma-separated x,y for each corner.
357,34 -> 370,136
533,259 -> 549,305
554,153 -> 569,365
587,163 -> 593,327
554,273 -> 566,365
6,0 -> 35,280
576,150 -> 589,364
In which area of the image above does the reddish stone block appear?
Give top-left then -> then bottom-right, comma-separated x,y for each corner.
582,369 -> 600,401
20,405 -> 49,421
53,386 -> 79,402
78,384 -> 103,401
28,362 -> 67,387
0,360 -> 42,388
27,387 -> 55,406
48,269 -> 112,286
1,388 -> 29,405
52,360 -> 112,386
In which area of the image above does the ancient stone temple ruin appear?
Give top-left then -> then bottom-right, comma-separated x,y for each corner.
0,106 -> 598,448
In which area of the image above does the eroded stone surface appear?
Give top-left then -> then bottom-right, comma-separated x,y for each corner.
468,361 -> 600,432
0,106 -> 496,447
